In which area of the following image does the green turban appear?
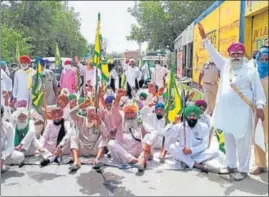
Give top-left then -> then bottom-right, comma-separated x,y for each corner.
68,94 -> 77,101
139,92 -> 148,99
78,98 -> 85,105
184,105 -> 200,118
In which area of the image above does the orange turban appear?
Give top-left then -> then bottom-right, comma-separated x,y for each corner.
19,56 -> 31,64
123,105 -> 137,114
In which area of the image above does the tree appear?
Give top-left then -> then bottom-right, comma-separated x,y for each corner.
1,25 -> 32,63
127,1 -> 213,51
1,1 -> 89,59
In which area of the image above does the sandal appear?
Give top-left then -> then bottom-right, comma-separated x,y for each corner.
69,164 -> 81,171
250,167 -> 267,175
218,167 -> 238,174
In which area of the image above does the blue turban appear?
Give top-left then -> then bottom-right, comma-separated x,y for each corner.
1,61 -> 7,67
155,102 -> 165,110
105,96 -> 115,104
256,47 -> 268,79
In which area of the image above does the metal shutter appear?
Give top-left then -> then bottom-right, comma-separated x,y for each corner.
252,11 -> 268,52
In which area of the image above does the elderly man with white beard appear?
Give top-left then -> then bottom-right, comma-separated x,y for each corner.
1,105 -> 25,173
68,101 -> 110,171
11,107 -> 39,160
106,89 -> 156,172
198,23 -> 266,181
163,105 -> 218,172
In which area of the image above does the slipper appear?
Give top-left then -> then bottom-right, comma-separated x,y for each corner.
69,164 -> 81,171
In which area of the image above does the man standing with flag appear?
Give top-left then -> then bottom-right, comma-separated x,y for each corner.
13,56 -> 35,106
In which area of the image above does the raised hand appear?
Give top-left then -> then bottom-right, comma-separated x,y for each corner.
198,23 -> 207,39
117,89 -> 126,97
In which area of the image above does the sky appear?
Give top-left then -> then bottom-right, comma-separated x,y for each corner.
68,1 -> 147,53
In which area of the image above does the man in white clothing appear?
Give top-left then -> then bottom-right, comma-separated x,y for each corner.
163,105 -> 218,171
1,61 -> 12,106
198,23 -> 266,181
12,56 -> 35,106
151,60 -> 169,92
124,59 -> 141,99
1,105 -> 25,173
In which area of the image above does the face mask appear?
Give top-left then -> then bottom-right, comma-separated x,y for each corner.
186,118 -> 198,128
21,64 -> 29,70
65,65 -> 71,70
156,114 -> 163,120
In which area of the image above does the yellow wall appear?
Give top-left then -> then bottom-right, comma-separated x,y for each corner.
192,7 -> 220,83
245,1 -> 269,16
219,1 -> 240,57
192,1 -> 240,83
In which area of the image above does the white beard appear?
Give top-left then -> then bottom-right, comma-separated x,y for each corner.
123,119 -> 138,132
229,58 -> 243,69
17,121 -> 28,130
86,120 -> 95,128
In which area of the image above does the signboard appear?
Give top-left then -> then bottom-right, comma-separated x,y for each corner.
219,1 -> 240,57
192,7 -> 220,83
245,1 -> 268,16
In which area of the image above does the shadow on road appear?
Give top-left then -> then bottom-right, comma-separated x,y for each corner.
76,171 -> 135,196
1,170 -> 25,184
224,176 -> 269,196
27,171 -> 65,183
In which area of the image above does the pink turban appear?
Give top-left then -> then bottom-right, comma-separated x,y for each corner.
15,99 -> 28,108
195,99 -> 207,108
227,43 -> 245,54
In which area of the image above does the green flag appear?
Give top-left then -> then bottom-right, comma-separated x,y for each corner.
32,60 -> 44,108
55,43 -> 61,68
15,41 -> 20,63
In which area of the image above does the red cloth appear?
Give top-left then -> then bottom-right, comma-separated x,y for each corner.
19,56 -> 31,64
227,43 -> 245,53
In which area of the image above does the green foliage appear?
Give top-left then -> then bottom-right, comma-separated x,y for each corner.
1,25 -> 32,63
1,1 -> 88,61
127,1 -> 213,51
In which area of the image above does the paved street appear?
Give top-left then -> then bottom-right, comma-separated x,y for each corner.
1,138 -> 268,196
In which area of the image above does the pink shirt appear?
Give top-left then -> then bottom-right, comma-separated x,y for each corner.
60,69 -> 76,93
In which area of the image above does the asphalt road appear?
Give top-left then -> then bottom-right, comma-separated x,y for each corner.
1,139 -> 268,196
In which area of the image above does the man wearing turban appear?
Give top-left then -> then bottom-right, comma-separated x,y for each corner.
60,60 -> 77,94
251,46 -> 268,175
68,102 -> 109,170
10,107 -> 39,162
1,61 -> 12,106
162,105 -> 218,172
195,100 -> 211,129
39,107 -> 75,168
198,23 -> 266,180
13,56 -> 35,105
107,89 -> 156,172
1,105 -> 25,173
33,57 -> 58,105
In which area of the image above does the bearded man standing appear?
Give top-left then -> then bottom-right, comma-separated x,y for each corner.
198,23 -> 266,181
13,56 -> 35,105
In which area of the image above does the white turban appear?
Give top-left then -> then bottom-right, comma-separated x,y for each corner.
129,59 -> 136,63
12,107 -> 29,119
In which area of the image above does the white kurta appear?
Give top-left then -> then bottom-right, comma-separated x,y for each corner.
1,69 -> 12,106
109,68 -> 119,90
13,69 -> 34,102
140,106 -> 165,148
125,66 -> 140,88
203,38 -> 266,139
151,64 -> 169,88
162,121 -> 218,168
